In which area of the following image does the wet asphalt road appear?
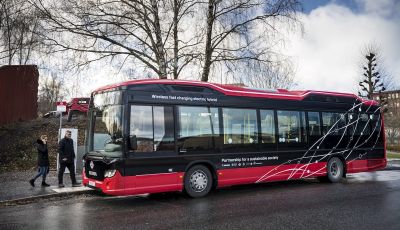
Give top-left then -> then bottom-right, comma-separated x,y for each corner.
1,170 -> 400,230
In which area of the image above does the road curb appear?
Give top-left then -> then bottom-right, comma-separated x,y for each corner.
0,187 -> 96,206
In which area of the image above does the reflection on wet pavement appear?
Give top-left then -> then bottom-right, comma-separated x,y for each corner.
347,170 -> 400,182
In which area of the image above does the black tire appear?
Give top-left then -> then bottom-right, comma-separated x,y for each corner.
317,176 -> 329,182
184,165 -> 212,198
326,157 -> 344,183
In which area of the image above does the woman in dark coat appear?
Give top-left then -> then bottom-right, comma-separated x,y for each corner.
29,135 -> 50,187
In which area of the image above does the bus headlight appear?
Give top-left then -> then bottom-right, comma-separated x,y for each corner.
104,169 -> 116,178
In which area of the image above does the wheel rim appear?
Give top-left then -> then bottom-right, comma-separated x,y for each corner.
330,160 -> 341,178
189,170 -> 208,192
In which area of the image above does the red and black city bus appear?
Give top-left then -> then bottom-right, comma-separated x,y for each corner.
82,79 -> 386,198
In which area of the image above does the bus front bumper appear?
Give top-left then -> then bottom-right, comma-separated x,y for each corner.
82,168 -> 125,195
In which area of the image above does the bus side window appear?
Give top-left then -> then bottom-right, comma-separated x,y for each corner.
177,106 -> 219,152
322,112 -> 346,136
307,112 -> 321,148
277,111 -> 306,143
260,110 -> 275,144
222,108 -> 258,145
153,106 -> 175,151
130,105 -> 175,152
307,112 -> 321,136
349,113 -> 371,136
130,105 -> 154,152
370,113 -> 381,133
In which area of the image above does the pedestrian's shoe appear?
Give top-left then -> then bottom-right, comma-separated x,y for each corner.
41,182 -> 50,187
29,179 -> 35,187
58,184 -> 65,188
72,183 -> 81,187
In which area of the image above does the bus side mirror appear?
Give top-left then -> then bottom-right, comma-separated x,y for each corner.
129,135 -> 138,150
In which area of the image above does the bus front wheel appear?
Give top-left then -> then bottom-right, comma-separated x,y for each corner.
326,157 -> 344,183
184,165 -> 212,198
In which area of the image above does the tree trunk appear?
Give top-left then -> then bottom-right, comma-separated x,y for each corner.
367,60 -> 373,99
173,0 -> 179,79
201,0 -> 215,82
151,0 -> 168,79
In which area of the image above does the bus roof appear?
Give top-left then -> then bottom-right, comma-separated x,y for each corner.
93,79 -> 378,106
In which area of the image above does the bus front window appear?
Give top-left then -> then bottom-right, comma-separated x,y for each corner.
91,105 -> 123,157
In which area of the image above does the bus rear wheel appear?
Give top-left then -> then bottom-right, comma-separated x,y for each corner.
326,157 -> 344,183
184,165 -> 212,198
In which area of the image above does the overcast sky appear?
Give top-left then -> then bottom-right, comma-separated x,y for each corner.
286,0 -> 400,93
67,0 -> 400,97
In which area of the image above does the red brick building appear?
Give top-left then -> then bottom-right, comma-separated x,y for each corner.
372,90 -> 400,116
0,65 -> 39,125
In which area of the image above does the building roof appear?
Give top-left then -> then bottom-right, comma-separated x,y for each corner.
371,90 -> 400,95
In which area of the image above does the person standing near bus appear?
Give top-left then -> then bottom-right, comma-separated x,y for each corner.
58,130 -> 80,188
29,135 -> 50,187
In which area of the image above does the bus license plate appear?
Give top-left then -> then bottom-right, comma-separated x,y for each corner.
89,181 -> 96,187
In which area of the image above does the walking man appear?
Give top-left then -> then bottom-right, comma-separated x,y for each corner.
58,130 -> 80,187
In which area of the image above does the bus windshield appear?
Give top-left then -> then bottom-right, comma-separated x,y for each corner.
89,105 -> 124,157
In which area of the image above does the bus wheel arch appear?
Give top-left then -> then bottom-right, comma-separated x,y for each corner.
184,162 -> 216,198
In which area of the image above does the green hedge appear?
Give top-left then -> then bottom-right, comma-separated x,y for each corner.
387,145 -> 400,152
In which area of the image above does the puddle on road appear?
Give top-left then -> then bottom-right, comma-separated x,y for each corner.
347,170 -> 400,183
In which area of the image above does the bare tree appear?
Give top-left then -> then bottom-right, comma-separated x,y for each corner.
200,0 -> 301,82
242,59 -> 296,89
0,0 -> 43,65
31,0 -> 201,79
32,0 -> 301,84
385,115 -> 400,146
37,73 -> 65,115
358,44 -> 391,102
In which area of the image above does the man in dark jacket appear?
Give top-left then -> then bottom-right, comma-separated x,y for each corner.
29,135 -> 50,187
58,130 -> 80,187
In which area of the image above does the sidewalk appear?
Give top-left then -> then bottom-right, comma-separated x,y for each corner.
388,159 -> 400,169
0,170 -> 93,205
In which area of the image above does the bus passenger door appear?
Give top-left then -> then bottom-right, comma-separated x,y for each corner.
276,111 -> 308,178
126,104 -> 180,194
307,111 -> 323,153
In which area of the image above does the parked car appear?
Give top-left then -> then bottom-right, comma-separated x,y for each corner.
67,97 -> 90,121
43,111 -> 62,118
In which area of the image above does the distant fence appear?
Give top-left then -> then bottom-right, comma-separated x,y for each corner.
0,65 -> 39,125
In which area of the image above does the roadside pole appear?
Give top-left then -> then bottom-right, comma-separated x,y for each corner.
59,111 -> 62,141
56,101 -> 67,173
